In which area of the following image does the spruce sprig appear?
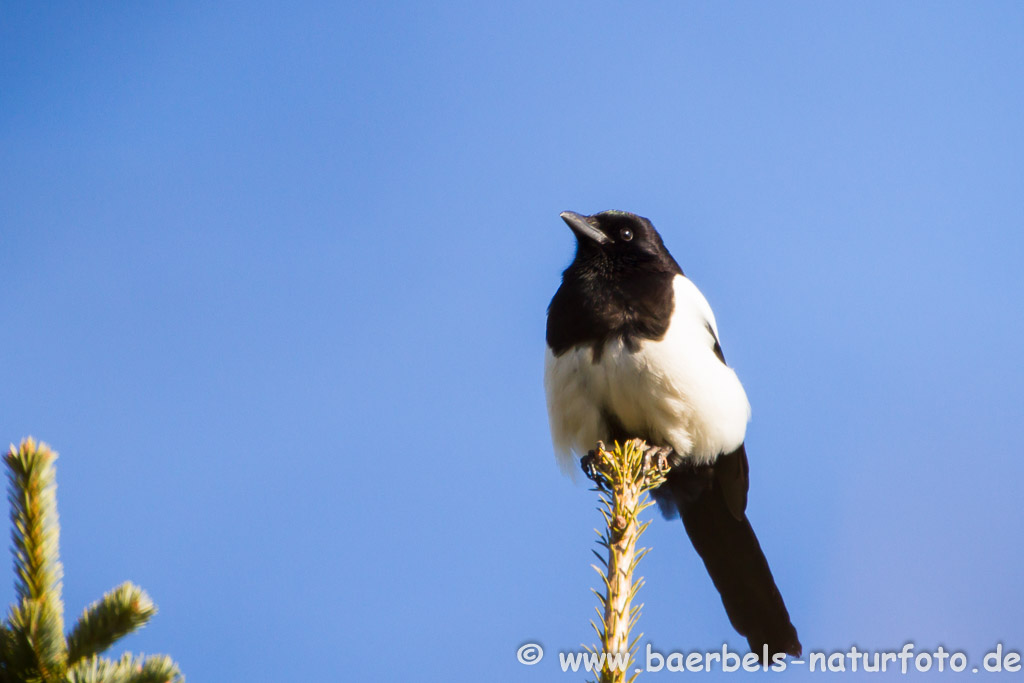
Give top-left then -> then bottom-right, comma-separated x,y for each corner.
0,438 -> 183,683
7,438 -> 67,681
583,440 -> 669,683
66,584 -> 157,664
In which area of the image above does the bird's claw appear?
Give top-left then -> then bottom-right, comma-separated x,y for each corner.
580,451 -> 600,483
581,440 -> 673,485
580,443 -> 610,488
640,443 -> 675,473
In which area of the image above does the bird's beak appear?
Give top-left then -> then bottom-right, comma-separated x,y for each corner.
560,211 -> 610,245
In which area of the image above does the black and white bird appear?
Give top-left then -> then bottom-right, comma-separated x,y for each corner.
544,209 -> 800,661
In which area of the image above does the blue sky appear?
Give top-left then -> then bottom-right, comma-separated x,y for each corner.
2,2 -> 1022,680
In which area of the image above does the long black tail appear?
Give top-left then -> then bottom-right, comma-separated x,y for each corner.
666,449 -> 801,661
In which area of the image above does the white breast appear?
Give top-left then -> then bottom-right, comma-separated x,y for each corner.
544,275 -> 750,475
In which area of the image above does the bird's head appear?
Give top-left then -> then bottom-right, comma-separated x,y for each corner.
560,210 -> 680,274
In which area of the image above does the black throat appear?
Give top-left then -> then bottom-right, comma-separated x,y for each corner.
546,251 -> 682,359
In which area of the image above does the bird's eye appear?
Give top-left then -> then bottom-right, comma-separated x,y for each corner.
620,229 -> 633,241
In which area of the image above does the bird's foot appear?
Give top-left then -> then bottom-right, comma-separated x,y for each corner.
580,441 -> 609,487
639,443 -> 675,474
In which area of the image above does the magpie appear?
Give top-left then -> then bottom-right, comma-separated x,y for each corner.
544,210 -> 801,661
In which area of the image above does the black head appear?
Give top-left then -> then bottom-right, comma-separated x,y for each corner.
560,210 -> 681,275
547,210 -> 683,356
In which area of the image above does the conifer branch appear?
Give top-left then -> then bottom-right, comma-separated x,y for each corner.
5,438 -> 67,681
122,654 -> 181,683
1,438 -> 183,683
65,653 -> 181,683
584,440 -> 668,683
6,439 -> 63,605
66,584 -> 157,664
